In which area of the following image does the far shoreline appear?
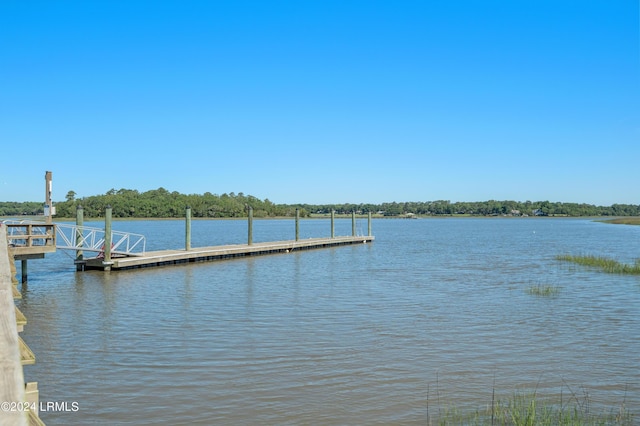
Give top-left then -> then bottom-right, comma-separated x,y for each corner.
5,215 -> 640,222
598,217 -> 640,225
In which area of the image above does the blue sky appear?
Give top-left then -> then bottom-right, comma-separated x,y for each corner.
1,1 -> 638,205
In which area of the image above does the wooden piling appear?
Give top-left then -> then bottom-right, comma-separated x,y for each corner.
247,206 -> 253,246
295,208 -> 300,241
44,171 -> 53,225
76,205 -> 84,270
352,211 -> 356,236
104,206 -> 112,270
331,210 -> 335,238
21,260 -> 27,284
185,206 -> 191,251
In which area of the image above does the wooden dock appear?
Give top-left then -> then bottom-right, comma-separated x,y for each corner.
83,235 -> 374,271
1,225 -> 44,425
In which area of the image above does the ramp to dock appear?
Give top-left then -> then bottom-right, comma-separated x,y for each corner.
1,220 -> 145,257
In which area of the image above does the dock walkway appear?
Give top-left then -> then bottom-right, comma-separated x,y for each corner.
1,225 -> 45,425
84,235 -> 374,271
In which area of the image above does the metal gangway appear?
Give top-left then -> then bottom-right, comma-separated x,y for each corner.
3,220 -> 146,257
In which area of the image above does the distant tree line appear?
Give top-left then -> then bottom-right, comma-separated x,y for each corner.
0,201 -> 43,217
306,200 -> 640,217
1,188 -> 639,218
52,188 -> 303,218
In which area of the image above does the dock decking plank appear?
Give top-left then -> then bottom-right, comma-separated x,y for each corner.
84,235 -> 374,271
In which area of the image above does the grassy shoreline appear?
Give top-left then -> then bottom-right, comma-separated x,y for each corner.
434,391 -> 634,425
556,254 -> 640,275
599,217 -> 640,225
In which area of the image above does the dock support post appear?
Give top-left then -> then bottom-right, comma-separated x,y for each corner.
104,205 -> 112,270
368,211 -> 372,236
331,210 -> 335,238
352,211 -> 356,236
76,205 -> 84,271
21,259 -> 28,284
295,208 -> 300,241
45,170 -> 53,225
247,206 -> 253,245
185,206 -> 192,251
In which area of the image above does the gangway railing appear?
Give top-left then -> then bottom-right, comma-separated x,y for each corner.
2,221 -> 56,248
55,223 -> 146,256
2,220 -> 146,256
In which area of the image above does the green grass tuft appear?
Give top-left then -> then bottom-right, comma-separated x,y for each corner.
526,284 -> 561,297
489,390 -> 634,426
431,389 -> 634,425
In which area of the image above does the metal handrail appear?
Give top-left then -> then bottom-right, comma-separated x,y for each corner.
55,223 -> 146,255
2,220 -> 145,255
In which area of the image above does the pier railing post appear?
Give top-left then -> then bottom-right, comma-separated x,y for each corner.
295,208 -> 300,241
331,210 -> 335,238
185,206 -> 192,251
368,211 -> 372,237
352,211 -> 356,236
76,205 -> 84,271
247,206 -> 253,245
104,205 -> 112,270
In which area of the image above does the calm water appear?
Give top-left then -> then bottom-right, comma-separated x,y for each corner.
16,218 -> 640,425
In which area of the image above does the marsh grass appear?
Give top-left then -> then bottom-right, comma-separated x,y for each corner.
600,217 -> 640,226
489,390 -> 634,426
526,284 -> 561,297
556,254 -> 640,275
430,388 -> 634,425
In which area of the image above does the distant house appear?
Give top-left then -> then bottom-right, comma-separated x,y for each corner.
532,209 -> 546,216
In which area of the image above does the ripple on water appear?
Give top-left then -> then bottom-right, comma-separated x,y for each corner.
16,218 -> 640,425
